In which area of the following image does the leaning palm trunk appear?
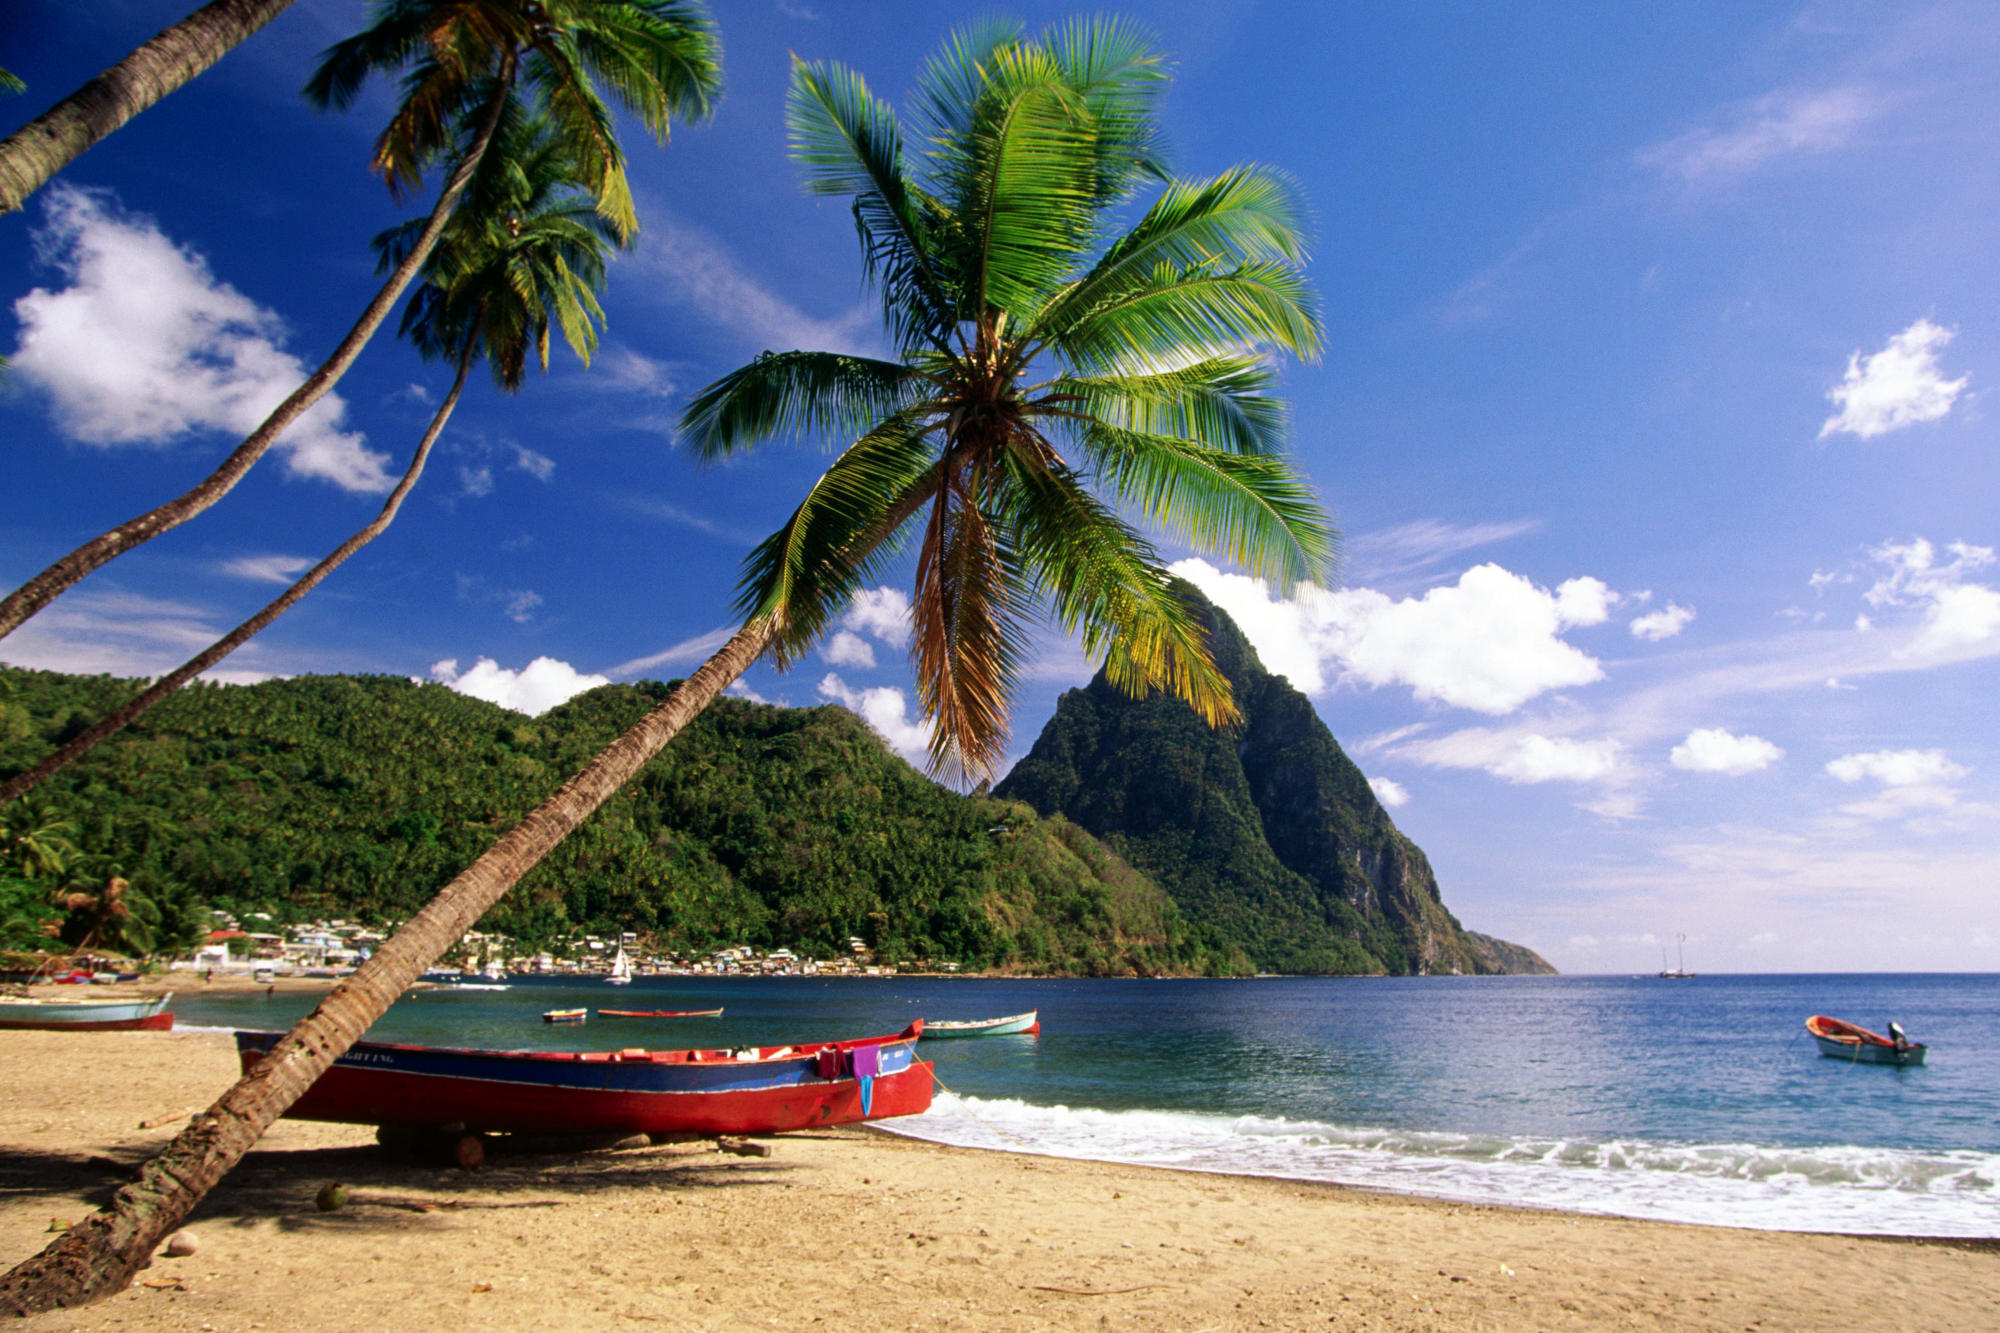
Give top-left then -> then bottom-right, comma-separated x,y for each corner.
0,0 -> 298,215
0,80 -> 510,645
0,616 -> 775,1314
0,344 -> 475,810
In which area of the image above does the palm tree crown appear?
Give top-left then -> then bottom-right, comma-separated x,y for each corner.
681,17 -> 1334,781
305,0 -> 722,236
377,107 -> 624,389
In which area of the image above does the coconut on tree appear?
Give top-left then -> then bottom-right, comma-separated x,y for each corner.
0,0 -> 720,644
0,109 -> 623,809
0,16 -> 1329,1312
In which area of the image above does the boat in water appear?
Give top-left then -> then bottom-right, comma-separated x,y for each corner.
598,1007 -> 723,1018
1657,933 -> 1695,979
542,1008 -> 588,1024
607,947 -> 633,986
233,1022 -> 932,1136
1806,1015 -> 1927,1066
921,1009 -> 1039,1038
0,992 -> 174,1032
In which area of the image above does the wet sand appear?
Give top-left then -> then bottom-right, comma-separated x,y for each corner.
1,1029 -> 1994,1331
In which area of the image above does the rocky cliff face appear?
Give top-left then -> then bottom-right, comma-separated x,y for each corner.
996,589 -> 1554,976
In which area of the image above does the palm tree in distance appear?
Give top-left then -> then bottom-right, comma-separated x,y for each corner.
0,113 -> 621,810
0,18 -> 1327,1312
0,1 -> 298,216
0,0 -> 720,645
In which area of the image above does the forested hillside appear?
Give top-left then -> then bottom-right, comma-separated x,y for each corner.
0,667 -> 1222,975
996,588 -> 1555,976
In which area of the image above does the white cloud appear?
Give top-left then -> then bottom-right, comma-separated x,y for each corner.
1344,517 -> 1540,583
1670,728 -> 1782,775
594,347 -> 680,398
512,446 -> 555,482
10,187 -> 391,492
1639,86 -> 1877,182
0,588 -> 226,677
817,672 -> 932,765
459,465 -> 495,498
1173,558 -> 1610,713
430,656 -> 608,716
1398,727 -> 1624,784
726,680 -> 771,704
843,586 -> 912,646
1368,776 -> 1410,808
1630,603 -> 1695,642
629,206 -> 877,356
606,626 -> 737,679
1819,319 -> 1968,441
822,629 -> 876,669
1554,577 -> 1617,627
1860,538 -> 2000,658
1825,748 -> 1968,787
217,553 -> 314,585
503,590 -> 543,624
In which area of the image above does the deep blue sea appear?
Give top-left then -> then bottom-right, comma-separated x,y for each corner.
171,972 -> 1999,1237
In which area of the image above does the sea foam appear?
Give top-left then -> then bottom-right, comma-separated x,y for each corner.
885,1092 -> 2000,1238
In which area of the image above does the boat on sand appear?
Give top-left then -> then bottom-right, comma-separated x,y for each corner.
233,1022 -> 932,1136
0,992 -> 174,1032
1805,1014 -> 1927,1066
921,1010 -> 1039,1038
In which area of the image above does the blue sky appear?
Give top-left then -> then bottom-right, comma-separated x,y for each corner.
5,1 -> 1997,973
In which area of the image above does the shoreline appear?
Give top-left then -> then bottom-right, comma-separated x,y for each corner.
2,1030 -> 1994,1331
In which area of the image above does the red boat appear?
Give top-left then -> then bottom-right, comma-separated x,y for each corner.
234,1021 -> 932,1136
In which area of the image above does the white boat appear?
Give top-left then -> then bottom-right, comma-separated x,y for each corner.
1657,933 -> 1695,979
0,992 -> 174,1031
607,947 -> 633,985
921,1009 -> 1039,1039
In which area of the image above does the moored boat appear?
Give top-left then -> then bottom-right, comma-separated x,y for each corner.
542,1008 -> 588,1024
921,1009 -> 1039,1038
1806,1014 -> 1927,1066
598,1008 -> 723,1018
0,992 -> 174,1032
233,1022 -> 932,1136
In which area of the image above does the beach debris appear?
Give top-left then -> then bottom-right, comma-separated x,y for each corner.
454,1133 -> 486,1171
44,1218 -> 68,1233
716,1136 -> 773,1158
1498,1263 -> 1515,1277
472,1283 -> 493,1294
138,1107 -> 191,1130
140,1276 -> 188,1292
164,1230 -> 198,1257
315,1182 -> 349,1212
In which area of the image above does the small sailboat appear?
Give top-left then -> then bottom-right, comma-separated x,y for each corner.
607,947 -> 633,986
1657,933 -> 1695,979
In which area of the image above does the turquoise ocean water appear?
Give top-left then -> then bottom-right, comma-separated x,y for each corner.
173,972 -> 1999,1238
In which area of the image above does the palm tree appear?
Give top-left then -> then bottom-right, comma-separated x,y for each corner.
0,0 -> 720,644
0,113 -> 621,809
0,19 -> 1324,1312
0,1 -> 297,216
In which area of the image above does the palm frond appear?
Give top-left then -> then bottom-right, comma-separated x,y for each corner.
1056,354 -> 1285,456
1052,260 -> 1322,372
1077,422 -> 1337,595
995,445 -> 1238,728
1038,165 -> 1315,342
678,352 -> 921,462
736,410 -> 942,662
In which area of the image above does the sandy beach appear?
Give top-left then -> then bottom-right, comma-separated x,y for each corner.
0,1029 -> 1994,1332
